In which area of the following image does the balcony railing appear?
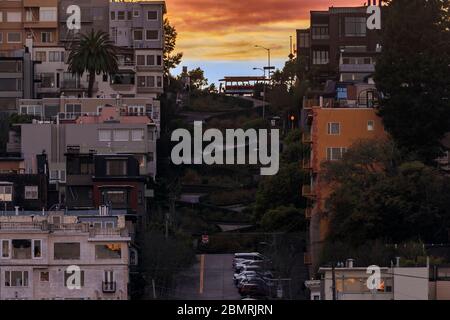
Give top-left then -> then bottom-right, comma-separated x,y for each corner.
89,228 -> 129,238
0,222 -> 48,231
102,281 -> 117,293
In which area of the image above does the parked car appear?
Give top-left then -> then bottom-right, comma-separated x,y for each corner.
233,253 -> 267,267
235,260 -> 271,273
233,271 -> 274,285
237,277 -> 275,290
238,283 -> 269,297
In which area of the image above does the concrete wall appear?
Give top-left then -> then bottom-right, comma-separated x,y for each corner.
393,267 -> 429,300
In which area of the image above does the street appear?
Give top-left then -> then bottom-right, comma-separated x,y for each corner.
173,254 -> 241,300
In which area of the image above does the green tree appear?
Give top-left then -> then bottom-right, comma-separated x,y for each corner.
163,18 -> 183,77
375,0 -> 450,162
323,139 -> 450,245
187,67 -> 208,90
67,30 -> 118,97
261,205 -> 305,232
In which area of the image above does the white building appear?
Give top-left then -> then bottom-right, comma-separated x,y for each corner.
312,260 -> 429,300
0,212 -> 131,300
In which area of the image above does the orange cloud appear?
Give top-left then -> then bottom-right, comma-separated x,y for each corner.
165,0 -> 364,60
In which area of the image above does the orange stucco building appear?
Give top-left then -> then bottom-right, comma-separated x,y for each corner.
302,103 -> 388,269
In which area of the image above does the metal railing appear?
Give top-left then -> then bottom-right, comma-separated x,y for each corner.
102,281 -> 117,293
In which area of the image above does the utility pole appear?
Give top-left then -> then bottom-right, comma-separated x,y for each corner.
332,264 -> 336,300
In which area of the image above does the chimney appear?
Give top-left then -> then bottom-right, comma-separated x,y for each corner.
346,258 -> 355,268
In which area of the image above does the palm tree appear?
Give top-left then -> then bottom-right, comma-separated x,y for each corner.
67,30 -> 118,97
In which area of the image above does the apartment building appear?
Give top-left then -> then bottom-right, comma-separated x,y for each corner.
58,0 -> 110,45
0,0 -> 58,55
66,152 -> 147,216
10,103 -> 157,203
0,0 -> 25,54
301,85 -> 387,269
310,260 -> 429,300
0,211 -> 130,300
296,5 -> 382,85
0,49 -> 37,113
17,96 -> 161,132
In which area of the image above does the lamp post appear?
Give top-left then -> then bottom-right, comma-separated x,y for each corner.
255,45 -> 271,73
253,67 -> 266,119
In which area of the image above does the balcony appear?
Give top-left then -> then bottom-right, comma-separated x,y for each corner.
339,64 -> 375,73
302,132 -> 312,144
305,208 -> 312,220
102,281 -> 117,293
302,185 -> 315,198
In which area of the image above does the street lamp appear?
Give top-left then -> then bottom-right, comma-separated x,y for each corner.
255,45 -> 271,74
253,67 -> 266,119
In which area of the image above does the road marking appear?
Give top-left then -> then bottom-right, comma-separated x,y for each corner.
199,254 -> 205,294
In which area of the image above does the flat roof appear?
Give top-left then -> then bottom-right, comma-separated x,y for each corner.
220,76 -> 267,81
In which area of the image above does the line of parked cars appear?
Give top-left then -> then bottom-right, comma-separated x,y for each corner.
232,252 -> 275,299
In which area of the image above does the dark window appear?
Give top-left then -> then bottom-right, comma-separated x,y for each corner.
54,243 -> 80,260
106,160 -> 127,176
147,11 -> 157,20
12,239 -> 31,259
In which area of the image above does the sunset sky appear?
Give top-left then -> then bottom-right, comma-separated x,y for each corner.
165,0 -> 364,84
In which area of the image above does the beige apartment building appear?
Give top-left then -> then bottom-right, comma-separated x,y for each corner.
0,212 -> 131,300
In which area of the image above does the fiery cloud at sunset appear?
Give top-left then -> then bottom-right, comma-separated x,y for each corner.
165,0 -> 364,61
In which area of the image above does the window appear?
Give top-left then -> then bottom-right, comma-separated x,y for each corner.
95,244 -> 122,259
7,32 -> 21,43
1,240 -> 11,258
39,7 -> 57,21
40,271 -> 49,282
368,120 -> 375,131
147,76 -> 155,87
54,243 -> 80,260
0,185 -> 13,201
148,152 -> 154,162
156,55 -> 162,66
110,11 -> 116,20
117,11 -> 125,20
136,55 -> 145,66
312,26 -> 329,40
41,32 -> 53,43
131,129 -> 144,141
345,17 -> 367,37
24,186 -> 38,199
33,240 -> 42,258
40,73 -> 55,88
133,10 -> 140,17
7,11 -> 21,22
65,104 -> 81,115
98,129 -> 112,142
326,147 -> 347,161
312,51 -> 329,65
137,76 -> 146,87
12,239 -> 31,259
146,30 -> 159,40
35,51 -> 46,62
127,11 -> 132,20
113,130 -> 129,142
133,30 -> 143,41
327,123 -> 340,135
4,271 -> 28,287
147,55 -> 155,66
0,12 -> 2,23
299,33 -> 310,48
64,270 -> 84,287
49,51 -> 64,62
103,190 -> 127,207
157,76 -> 162,87
147,11 -> 158,20
106,160 -> 127,175
0,32 -> 3,44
